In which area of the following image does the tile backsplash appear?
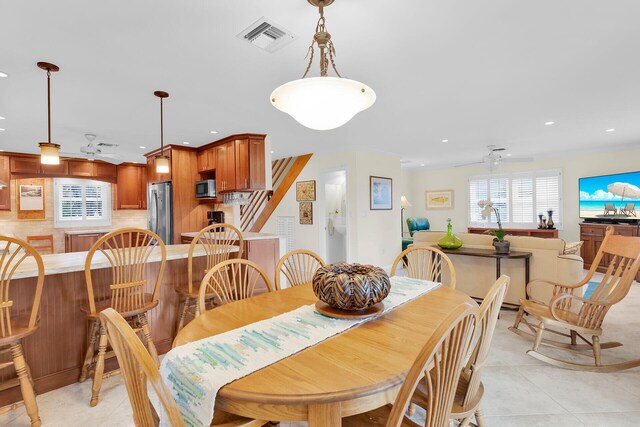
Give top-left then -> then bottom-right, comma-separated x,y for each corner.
0,179 -> 147,253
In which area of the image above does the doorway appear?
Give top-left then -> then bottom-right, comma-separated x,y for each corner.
318,169 -> 348,264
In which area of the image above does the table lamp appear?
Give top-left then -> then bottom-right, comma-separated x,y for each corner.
401,196 -> 412,236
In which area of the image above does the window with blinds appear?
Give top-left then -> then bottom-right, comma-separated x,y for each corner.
54,178 -> 112,227
468,169 -> 562,229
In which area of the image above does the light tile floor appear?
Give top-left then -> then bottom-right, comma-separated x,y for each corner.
2,276 -> 640,426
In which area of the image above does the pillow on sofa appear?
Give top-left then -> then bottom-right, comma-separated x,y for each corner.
564,241 -> 583,255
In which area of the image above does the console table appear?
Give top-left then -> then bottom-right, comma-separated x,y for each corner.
468,227 -> 558,238
436,247 -> 533,308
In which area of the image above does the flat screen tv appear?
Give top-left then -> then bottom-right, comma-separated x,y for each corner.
579,171 -> 640,223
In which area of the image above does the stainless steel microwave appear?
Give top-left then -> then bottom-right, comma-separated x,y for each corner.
195,179 -> 216,198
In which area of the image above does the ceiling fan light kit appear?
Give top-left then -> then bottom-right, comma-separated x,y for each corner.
270,0 -> 376,130
154,90 -> 171,174
37,61 -> 61,165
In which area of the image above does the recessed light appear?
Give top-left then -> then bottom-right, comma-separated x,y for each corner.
506,153 -> 512,157
270,150 -> 275,154
139,146 -> 146,149
0,128 -> 5,131
210,130 -> 218,134
0,72 -> 8,78
420,163 -> 425,167
0,116 -> 5,120
442,139 -> 449,143
545,121 -> 555,126
606,128 -> 615,132
182,141 -> 190,145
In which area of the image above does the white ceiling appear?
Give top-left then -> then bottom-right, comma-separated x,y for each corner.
1,0 -> 640,168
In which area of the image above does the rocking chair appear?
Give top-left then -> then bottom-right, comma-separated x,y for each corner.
510,226 -> 640,372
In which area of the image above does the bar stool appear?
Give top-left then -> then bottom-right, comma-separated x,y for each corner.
175,223 -> 243,332
78,228 -> 166,407
26,235 -> 54,254
0,236 -> 45,426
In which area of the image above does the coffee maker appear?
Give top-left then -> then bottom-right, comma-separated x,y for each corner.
208,210 -> 224,226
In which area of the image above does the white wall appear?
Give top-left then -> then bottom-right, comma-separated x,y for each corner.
262,150 -> 402,268
403,146 -> 640,242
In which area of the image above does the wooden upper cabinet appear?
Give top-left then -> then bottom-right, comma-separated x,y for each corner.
197,148 -> 215,172
10,156 -> 41,174
0,155 -> 10,210
235,139 -> 250,191
117,164 -> 147,209
41,160 -> 68,176
94,162 -> 117,179
248,138 -> 266,190
215,142 -> 236,193
68,160 -> 95,177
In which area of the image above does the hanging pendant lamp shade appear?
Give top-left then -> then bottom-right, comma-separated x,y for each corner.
154,91 -> 170,174
270,0 -> 375,131
37,62 -> 61,164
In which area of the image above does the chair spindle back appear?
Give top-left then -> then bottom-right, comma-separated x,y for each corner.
0,236 -> 45,338
391,246 -> 456,289
274,249 -> 325,290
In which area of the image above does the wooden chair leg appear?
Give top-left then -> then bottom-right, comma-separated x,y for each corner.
11,343 -> 41,427
593,335 -> 602,367
90,322 -> 108,407
513,306 -> 525,329
176,297 -> 190,332
79,319 -> 99,383
475,405 -> 487,427
570,330 -> 577,346
407,403 -> 417,416
532,323 -> 545,351
139,313 -> 159,366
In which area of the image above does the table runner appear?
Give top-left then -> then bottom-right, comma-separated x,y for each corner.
159,276 -> 440,427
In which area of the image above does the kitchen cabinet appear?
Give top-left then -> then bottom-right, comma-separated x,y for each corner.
68,160 -> 94,177
0,155 -> 10,210
248,138 -> 266,190
95,162 -> 117,180
235,139 -> 250,191
215,142 -> 236,193
243,238 -> 279,294
197,148 -> 215,172
580,223 -> 640,281
41,161 -> 69,176
10,156 -> 41,174
64,231 -> 108,253
117,164 -> 147,209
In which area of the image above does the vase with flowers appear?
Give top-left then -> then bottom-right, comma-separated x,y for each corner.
478,200 -> 510,254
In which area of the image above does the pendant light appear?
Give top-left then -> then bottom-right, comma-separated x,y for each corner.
37,62 -> 61,164
154,91 -> 170,174
270,0 -> 376,131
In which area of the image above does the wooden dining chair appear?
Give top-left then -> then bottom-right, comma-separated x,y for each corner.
176,224 -> 244,332
79,228 -> 166,407
198,259 -> 273,314
510,226 -> 640,372
274,249 -> 325,290
26,234 -> 54,254
100,308 -> 266,427
342,302 -> 478,427
411,276 -> 510,427
0,236 -> 45,427
390,246 -> 456,289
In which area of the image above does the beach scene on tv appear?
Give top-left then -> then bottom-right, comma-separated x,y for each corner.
579,171 -> 640,219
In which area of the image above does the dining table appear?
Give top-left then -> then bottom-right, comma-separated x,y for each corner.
173,283 -> 475,426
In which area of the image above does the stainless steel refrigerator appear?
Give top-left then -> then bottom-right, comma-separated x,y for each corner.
147,181 -> 173,244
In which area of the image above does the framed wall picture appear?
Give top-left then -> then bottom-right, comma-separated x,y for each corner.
296,180 -> 316,201
425,190 -> 454,209
17,178 -> 46,220
370,176 -> 393,210
299,201 -> 313,224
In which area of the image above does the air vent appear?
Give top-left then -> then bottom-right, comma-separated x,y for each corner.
237,17 -> 296,53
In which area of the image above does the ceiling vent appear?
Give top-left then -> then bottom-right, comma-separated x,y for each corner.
238,17 -> 296,53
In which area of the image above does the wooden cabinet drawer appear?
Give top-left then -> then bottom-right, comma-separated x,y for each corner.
580,225 -> 606,236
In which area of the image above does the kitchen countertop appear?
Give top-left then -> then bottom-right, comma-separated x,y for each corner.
63,229 -> 112,235
181,231 -> 281,241
12,244 -> 238,280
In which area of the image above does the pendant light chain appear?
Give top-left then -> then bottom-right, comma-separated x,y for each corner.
47,69 -> 52,144
301,2 -> 342,79
160,96 -> 164,153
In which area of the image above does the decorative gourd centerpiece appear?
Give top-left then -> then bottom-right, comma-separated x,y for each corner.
478,200 -> 510,254
312,263 -> 391,319
437,218 -> 463,249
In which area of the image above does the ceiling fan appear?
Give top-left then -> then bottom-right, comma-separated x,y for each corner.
454,145 -> 533,171
60,134 -> 121,164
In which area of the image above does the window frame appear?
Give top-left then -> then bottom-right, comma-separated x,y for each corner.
468,169 -> 563,230
53,178 -> 112,228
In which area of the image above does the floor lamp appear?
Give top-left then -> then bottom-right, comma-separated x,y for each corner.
400,195 -> 412,237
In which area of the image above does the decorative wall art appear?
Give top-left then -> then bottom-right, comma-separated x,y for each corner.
370,176 -> 392,210
296,180 -> 316,201
299,201 -> 313,225
17,178 -> 46,220
425,190 -> 454,209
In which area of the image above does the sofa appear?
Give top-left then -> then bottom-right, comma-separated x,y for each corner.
412,231 -> 584,305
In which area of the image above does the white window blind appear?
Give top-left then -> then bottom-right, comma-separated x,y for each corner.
468,169 -> 562,229
54,178 -> 112,228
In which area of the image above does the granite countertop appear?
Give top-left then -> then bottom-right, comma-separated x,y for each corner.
12,244 -> 238,280
181,231 -> 281,241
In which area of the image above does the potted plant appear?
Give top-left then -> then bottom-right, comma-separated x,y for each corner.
478,200 -> 510,254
